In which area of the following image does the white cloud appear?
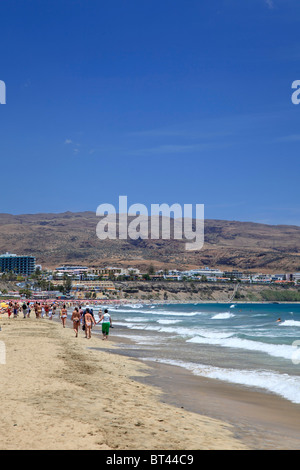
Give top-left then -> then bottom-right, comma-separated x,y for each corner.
64,139 -> 73,144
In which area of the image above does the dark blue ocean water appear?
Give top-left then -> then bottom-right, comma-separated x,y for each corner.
93,302 -> 300,404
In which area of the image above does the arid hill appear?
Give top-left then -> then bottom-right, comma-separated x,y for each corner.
0,211 -> 299,273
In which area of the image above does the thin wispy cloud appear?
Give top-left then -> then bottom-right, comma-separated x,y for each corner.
130,112 -> 283,141
129,142 -> 232,157
125,111 -> 284,158
275,134 -> 300,143
64,139 -> 81,154
128,127 -> 233,140
265,0 -> 274,9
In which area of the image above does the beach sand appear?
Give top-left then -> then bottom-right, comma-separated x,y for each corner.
1,313 -> 299,451
0,313 -> 247,450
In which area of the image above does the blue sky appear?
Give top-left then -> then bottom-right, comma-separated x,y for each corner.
0,0 -> 300,225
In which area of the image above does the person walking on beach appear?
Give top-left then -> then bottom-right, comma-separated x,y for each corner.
13,303 -> 18,318
98,309 -> 112,340
7,305 -> 12,318
52,303 -> 57,317
82,307 -> 94,338
22,302 -> 27,318
60,304 -> 68,328
37,303 -> 42,319
84,309 -> 95,339
29,303 -> 34,318
48,306 -> 53,320
44,303 -> 49,317
71,307 -> 81,337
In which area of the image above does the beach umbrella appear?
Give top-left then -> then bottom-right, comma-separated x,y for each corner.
0,302 -> 8,308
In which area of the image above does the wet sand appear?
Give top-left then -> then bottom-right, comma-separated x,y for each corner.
103,334 -> 300,450
135,361 -> 300,450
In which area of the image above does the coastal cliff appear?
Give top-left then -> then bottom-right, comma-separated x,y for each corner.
114,281 -> 300,302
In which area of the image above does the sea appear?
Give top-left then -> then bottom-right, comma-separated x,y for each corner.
86,302 -> 300,405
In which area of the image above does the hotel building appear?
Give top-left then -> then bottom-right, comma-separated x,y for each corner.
0,252 -> 36,275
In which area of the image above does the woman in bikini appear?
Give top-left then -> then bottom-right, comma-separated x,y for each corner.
71,307 -> 81,337
84,310 -> 96,339
60,304 -> 68,328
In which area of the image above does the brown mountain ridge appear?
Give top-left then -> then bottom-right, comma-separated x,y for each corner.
0,211 -> 299,273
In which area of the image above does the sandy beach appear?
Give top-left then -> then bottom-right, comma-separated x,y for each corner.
1,312 -> 300,451
0,313 -> 248,451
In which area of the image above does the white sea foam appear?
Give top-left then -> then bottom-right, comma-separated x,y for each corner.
122,323 -> 235,340
111,302 -> 214,317
124,317 -> 148,322
143,358 -> 300,404
157,319 -> 183,325
149,310 -> 201,317
279,320 -> 300,327
114,333 -> 157,345
212,312 -> 235,320
187,334 -> 296,361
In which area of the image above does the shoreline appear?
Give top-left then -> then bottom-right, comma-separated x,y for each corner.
136,360 -> 300,450
104,334 -> 300,450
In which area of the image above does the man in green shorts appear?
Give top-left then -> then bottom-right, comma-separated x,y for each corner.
98,309 -> 112,340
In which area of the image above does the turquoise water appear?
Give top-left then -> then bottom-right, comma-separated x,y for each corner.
94,302 -> 300,404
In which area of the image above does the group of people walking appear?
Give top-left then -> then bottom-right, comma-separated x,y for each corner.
4,300 -> 57,319
2,300 -> 113,341
71,305 -> 112,340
